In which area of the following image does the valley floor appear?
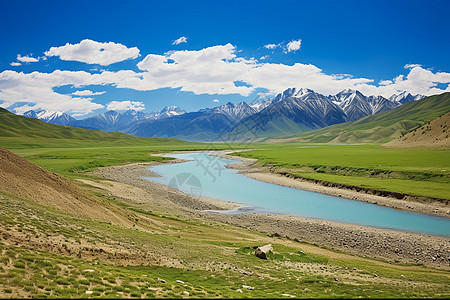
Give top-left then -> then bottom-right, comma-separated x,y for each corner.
91,156 -> 449,270
1,150 -> 449,298
216,151 -> 449,218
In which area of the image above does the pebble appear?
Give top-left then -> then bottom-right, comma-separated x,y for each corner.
157,277 -> 166,283
282,293 -> 295,297
85,291 -> 93,295
176,280 -> 185,284
83,269 -> 95,273
242,284 -> 254,290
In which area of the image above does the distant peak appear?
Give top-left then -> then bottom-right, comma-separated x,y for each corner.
339,88 -> 356,94
296,87 -> 313,95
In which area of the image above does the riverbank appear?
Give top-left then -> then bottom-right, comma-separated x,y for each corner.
213,151 -> 449,218
90,154 -> 450,269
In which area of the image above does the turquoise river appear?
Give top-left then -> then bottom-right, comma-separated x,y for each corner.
145,152 -> 450,237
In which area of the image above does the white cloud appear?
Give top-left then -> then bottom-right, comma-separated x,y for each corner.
285,39 -> 301,52
17,54 -> 39,63
172,36 -> 188,45
353,66 -> 450,97
135,43 -> 255,96
264,44 -> 278,49
2,41 -> 450,118
72,90 -> 106,96
0,70 -> 104,116
260,55 -> 269,60
404,63 -> 422,69
106,100 -> 145,111
44,39 -> 140,66
378,79 -> 393,86
10,62 -> 21,66
212,99 -> 219,102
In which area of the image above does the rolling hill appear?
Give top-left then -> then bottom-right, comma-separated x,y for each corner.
264,92 -> 450,144
0,107 -> 188,147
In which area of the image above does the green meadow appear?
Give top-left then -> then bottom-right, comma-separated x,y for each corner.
234,144 -> 450,200
1,190 -> 449,298
1,106 -> 450,298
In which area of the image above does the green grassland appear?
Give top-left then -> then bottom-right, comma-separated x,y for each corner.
0,107 -> 242,178
234,144 -> 450,200
1,190 -> 449,298
1,104 -> 450,297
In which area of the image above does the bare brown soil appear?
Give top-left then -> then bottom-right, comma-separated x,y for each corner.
0,146 -> 136,227
384,112 -> 450,148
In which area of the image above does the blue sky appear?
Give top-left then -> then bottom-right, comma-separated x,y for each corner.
1,0 -> 449,118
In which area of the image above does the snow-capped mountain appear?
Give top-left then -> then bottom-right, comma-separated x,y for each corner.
74,107 -> 185,132
331,89 -> 398,120
250,98 -> 272,112
225,88 -> 350,140
23,110 -> 76,126
22,106 -> 186,132
148,106 -> 186,119
223,88 -> 428,140
366,95 -> 398,115
126,102 -> 258,141
389,91 -> 425,104
20,89 -> 429,141
74,110 -> 150,132
202,101 -> 257,122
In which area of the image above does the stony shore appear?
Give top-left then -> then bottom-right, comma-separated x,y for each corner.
91,152 -> 450,269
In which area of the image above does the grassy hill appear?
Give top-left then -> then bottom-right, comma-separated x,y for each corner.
264,92 -> 450,144
0,107 -> 190,148
0,108 -> 236,178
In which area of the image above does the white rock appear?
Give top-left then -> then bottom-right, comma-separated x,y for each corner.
176,280 -> 185,284
83,269 -> 95,273
85,291 -> 93,295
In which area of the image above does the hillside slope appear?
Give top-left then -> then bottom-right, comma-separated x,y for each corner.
265,92 -> 450,144
384,112 -> 450,148
0,146 -> 131,225
0,108 -> 187,147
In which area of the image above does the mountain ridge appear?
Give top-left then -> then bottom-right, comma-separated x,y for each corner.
16,89 -> 426,141
263,92 -> 450,144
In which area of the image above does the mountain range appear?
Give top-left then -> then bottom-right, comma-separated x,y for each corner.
24,106 -> 186,132
21,89 -> 425,141
264,92 -> 449,144
224,88 -> 424,141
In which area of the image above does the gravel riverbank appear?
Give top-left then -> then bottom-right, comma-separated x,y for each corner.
91,153 -> 450,269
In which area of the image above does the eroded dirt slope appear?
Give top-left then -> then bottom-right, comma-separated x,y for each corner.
385,112 -> 450,147
0,146 -> 130,226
